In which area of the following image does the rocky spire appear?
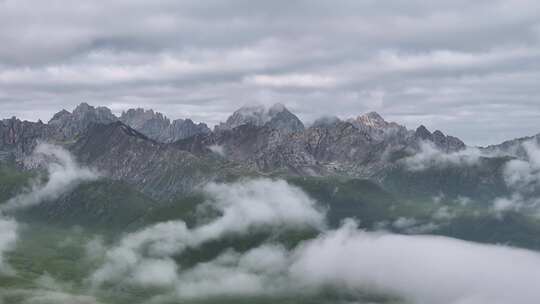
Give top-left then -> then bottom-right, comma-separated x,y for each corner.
120,108 -> 210,142
48,103 -> 118,139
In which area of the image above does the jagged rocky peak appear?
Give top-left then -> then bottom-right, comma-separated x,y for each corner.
0,116 -> 56,162
356,112 -> 388,128
170,119 -> 210,138
73,102 -> 116,122
120,108 -> 170,140
220,104 -> 269,129
49,109 -> 70,122
120,107 -> 210,143
415,125 -> 432,139
49,103 -> 116,125
345,111 -> 409,142
48,103 -> 118,139
120,108 -> 170,128
216,103 -> 304,134
414,125 -> 465,152
348,111 -> 402,130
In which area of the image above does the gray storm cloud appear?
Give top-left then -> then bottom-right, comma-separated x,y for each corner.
1,0 -> 540,145
1,143 -> 99,213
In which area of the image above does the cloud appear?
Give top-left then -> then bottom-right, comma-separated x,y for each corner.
403,141 -> 485,171
289,220 -> 540,304
0,288 -> 103,304
201,179 -> 325,234
1,1 -> 540,145
392,217 -> 417,229
0,217 -> 17,274
492,195 -> 525,213
1,143 -> 99,213
90,178 -> 325,286
391,217 -> 440,234
432,206 -> 455,220
503,140 -> 540,192
85,178 -> 540,304
244,73 -> 338,88
0,143 -> 99,276
172,245 -> 289,299
208,144 -> 225,157
490,139 -> 540,216
95,218 -> 540,303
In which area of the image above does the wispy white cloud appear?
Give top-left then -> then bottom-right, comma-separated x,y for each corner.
0,143 -> 98,275
503,140 -> 540,192
403,141 -> 485,171
1,143 -> 99,213
90,179 -> 325,287
0,217 -> 17,274
94,218 -> 540,303
491,139 -> 540,216
208,144 -> 226,157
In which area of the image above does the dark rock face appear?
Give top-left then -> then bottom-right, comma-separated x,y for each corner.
70,122 -> 245,199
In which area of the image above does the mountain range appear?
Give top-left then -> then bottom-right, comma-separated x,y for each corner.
1,102 -> 538,203
3,102 -> 540,304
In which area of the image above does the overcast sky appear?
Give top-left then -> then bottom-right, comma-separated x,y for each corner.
1,0 -> 539,145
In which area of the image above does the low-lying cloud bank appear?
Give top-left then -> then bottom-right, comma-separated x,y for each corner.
90,179 -> 325,286
403,141 -> 486,171
87,179 -> 540,304
290,220 -> 540,304
1,143 -> 99,213
93,219 -> 540,304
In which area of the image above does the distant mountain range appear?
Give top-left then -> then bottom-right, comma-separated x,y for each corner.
1,102 -> 538,201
